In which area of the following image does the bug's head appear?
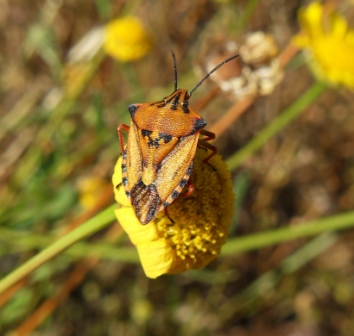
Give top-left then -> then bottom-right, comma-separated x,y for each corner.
162,88 -> 191,111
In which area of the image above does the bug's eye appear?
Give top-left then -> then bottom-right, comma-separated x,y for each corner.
128,104 -> 139,117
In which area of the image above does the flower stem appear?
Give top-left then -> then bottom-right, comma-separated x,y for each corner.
0,227 -> 139,263
222,210 -> 354,255
226,81 -> 326,170
0,204 -> 116,295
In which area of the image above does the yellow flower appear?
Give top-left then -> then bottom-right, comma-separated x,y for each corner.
77,177 -> 110,210
104,16 -> 151,62
112,149 -> 235,279
293,2 -> 354,89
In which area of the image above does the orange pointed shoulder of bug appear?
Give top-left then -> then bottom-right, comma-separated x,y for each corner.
117,52 -> 238,225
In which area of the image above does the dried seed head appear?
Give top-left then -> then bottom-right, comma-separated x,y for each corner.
200,32 -> 284,101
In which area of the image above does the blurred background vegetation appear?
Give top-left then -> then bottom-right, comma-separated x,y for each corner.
1,0 -> 354,335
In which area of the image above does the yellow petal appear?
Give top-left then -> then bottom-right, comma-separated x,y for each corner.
298,2 -> 324,40
112,156 -> 131,206
114,207 -> 160,244
330,14 -> 348,39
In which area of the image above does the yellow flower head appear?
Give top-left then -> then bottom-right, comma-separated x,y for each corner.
104,16 -> 151,62
293,2 -> 354,89
77,177 -> 110,210
112,149 -> 235,278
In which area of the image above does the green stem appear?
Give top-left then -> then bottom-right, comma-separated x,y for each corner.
0,204 -> 116,295
226,81 -> 326,170
0,227 -> 139,263
222,210 -> 354,255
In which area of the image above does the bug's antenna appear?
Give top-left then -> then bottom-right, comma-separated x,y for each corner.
171,50 -> 178,91
189,54 -> 239,97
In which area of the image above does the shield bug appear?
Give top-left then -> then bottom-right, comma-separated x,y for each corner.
118,52 -> 238,224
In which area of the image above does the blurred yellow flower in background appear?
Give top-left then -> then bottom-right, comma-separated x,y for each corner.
77,176 -> 110,210
104,16 -> 151,62
293,2 -> 354,89
112,149 -> 235,279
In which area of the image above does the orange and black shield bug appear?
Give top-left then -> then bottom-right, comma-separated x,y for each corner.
118,52 -> 238,224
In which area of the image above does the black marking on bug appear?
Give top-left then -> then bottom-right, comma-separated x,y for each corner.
158,132 -> 173,144
147,205 -> 157,223
131,180 -> 161,224
192,118 -> 207,132
171,91 -> 181,110
122,177 -> 128,186
125,190 -> 130,198
172,170 -> 179,179
142,131 -> 173,148
122,164 -> 127,173
141,129 -> 153,138
165,94 -> 174,104
122,150 -> 127,159
115,183 -> 121,189
128,104 -> 139,118
186,162 -> 193,176
163,201 -> 170,208
179,178 -> 188,188
157,102 -> 166,108
182,103 -> 189,114
171,190 -> 179,200
147,136 -> 161,148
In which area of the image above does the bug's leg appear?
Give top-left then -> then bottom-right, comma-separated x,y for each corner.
117,124 -> 130,153
198,129 -> 217,170
178,178 -> 195,200
197,129 -> 215,152
163,179 -> 195,224
198,139 -> 217,164
164,207 -> 175,224
199,129 -> 216,142
185,178 -> 195,197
